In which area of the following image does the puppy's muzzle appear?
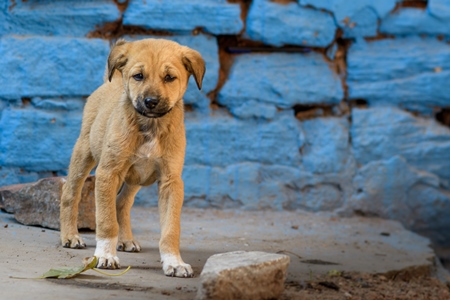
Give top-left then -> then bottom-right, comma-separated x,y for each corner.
135,96 -> 171,118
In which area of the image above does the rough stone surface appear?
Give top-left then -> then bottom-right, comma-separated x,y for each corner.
343,106 -> 450,248
0,0 -> 120,37
197,251 -> 290,300
179,162 -> 352,212
0,106 -> 82,172
0,36 -> 109,98
351,107 -> 450,187
381,7 -> 450,37
218,53 -> 343,110
300,117 -> 352,174
0,176 -> 95,230
123,0 -> 243,35
299,0 -> 396,38
347,37 -> 450,113
348,156 -> 450,246
299,0 -> 396,37
246,0 -> 336,47
0,167 -> 41,188
429,0 -> 450,19
185,111 -> 302,167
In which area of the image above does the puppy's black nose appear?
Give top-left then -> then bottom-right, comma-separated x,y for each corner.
144,97 -> 159,109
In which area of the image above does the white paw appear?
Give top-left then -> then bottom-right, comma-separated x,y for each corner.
117,240 -> 141,252
161,253 -> 194,278
94,237 -> 120,269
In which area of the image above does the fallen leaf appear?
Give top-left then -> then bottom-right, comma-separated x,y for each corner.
38,256 -> 131,279
39,256 -> 98,279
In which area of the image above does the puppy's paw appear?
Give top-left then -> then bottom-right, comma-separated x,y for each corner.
94,237 -> 121,269
96,255 -> 121,269
61,234 -> 86,249
161,254 -> 194,278
117,240 -> 141,252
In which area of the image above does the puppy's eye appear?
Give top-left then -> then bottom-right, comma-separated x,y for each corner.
133,73 -> 144,81
164,74 -> 176,83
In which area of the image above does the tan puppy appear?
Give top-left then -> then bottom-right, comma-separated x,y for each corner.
59,38 -> 205,278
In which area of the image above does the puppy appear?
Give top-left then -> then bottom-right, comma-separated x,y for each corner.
59,38 -> 205,278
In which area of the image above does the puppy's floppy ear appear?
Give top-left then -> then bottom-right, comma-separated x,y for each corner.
182,47 -> 206,90
107,39 -> 129,82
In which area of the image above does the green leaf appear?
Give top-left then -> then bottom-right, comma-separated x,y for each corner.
38,256 -> 98,279
38,257 -> 131,279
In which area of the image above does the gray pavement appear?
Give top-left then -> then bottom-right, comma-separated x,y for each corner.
0,207 -> 443,299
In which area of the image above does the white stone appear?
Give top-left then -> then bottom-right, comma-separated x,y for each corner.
197,251 -> 290,300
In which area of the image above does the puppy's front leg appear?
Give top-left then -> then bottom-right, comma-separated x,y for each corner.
94,167 -> 122,269
158,176 -> 193,277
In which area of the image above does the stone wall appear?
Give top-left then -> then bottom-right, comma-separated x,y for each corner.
1,0 -> 450,250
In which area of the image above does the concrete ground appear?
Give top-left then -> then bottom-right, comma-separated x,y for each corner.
0,207 -> 445,299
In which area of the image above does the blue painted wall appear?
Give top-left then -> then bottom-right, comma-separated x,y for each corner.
1,0 -> 450,249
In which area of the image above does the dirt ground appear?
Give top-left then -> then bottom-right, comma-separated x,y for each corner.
283,271 -> 450,299
1,207 -> 449,299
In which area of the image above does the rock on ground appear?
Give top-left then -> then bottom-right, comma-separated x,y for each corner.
0,176 -> 95,230
198,251 -> 290,300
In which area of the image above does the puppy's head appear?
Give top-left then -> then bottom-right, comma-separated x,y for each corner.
107,38 -> 205,118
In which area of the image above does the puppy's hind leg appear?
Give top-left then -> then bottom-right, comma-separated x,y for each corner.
116,183 -> 142,252
60,140 -> 96,249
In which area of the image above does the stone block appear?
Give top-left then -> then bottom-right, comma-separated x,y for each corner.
0,36 -> 109,98
230,101 -> 277,120
0,107 -> 82,172
300,117 -> 351,174
1,0 -> 120,37
197,251 -> 289,300
0,167 -> 41,188
123,0 -> 243,35
351,107 -> 450,187
380,8 -> 450,37
300,0 -> 396,38
350,156 -> 440,221
408,184 -> 450,246
181,162 -> 352,211
139,163 -> 281,210
218,53 -> 343,110
246,0 -> 336,47
183,163 -> 264,210
349,156 -> 450,246
124,34 -> 219,109
185,111 -> 302,167
0,176 -> 95,230
429,0 -> 450,19
31,97 -> 86,111
347,37 -> 450,113
338,6 -> 379,38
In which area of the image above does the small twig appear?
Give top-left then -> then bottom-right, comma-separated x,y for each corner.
276,250 -> 303,259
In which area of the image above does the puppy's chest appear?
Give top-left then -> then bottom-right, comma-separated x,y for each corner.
132,138 -> 163,174
137,138 -> 162,159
